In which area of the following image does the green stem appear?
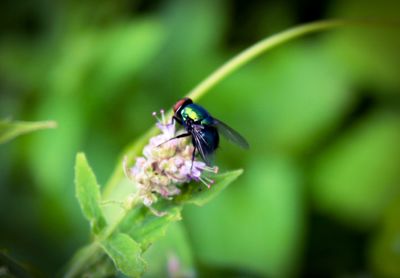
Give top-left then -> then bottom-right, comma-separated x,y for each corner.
64,243 -> 100,278
187,19 -> 346,101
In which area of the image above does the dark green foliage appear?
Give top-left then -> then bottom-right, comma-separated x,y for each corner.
1,0 -> 400,277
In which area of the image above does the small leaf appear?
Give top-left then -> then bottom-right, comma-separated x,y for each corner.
120,206 -> 182,251
75,153 -> 107,234
178,169 -> 243,206
0,118 -> 56,144
101,233 -> 146,277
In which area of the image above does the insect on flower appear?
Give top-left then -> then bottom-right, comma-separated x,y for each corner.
125,109 -> 220,211
170,97 -> 249,166
124,99 -> 248,213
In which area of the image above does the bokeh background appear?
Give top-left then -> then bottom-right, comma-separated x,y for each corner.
1,0 -> 400,277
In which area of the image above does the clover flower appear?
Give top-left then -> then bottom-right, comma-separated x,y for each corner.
124,110 -> 218,208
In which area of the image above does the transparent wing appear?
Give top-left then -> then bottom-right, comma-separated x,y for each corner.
192,125 -> 214,165
212,118 -> 249,149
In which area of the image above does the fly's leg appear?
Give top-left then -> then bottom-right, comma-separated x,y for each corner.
157,132 -> 191,147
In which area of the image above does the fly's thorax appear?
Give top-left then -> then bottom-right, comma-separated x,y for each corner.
180,103 -> 210,123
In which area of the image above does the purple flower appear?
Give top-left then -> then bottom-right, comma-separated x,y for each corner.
124,110 -> 218,208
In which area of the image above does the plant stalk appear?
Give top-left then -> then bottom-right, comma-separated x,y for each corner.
187,19 -> 347,101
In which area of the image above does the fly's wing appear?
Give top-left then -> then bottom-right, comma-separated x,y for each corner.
192,124 -> 214,165
212,118 -> 249,149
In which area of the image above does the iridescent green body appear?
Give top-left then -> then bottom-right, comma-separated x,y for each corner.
179,103 -> 219,160
180,104 -> 213,125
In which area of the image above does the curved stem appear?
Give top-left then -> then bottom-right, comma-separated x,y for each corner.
187,19 -> 346,101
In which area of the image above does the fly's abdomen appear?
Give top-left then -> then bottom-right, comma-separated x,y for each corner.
195,126 -> 219,155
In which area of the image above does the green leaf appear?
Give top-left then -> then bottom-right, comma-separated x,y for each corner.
115,170 -> 242,253
0,118 -> 56,144
177,169 -> 243,206
75,152 -> 107,234
120,206 -> 182,251
100,233 -> 146,277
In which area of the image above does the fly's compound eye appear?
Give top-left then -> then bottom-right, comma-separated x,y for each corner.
173,98 -> 192,113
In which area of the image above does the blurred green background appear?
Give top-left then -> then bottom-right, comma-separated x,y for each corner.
1,0 -> 400,277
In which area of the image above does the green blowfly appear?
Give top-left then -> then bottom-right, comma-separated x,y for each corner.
170,97 -> 249,166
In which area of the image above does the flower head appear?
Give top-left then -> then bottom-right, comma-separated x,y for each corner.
124,109 -> 218,207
